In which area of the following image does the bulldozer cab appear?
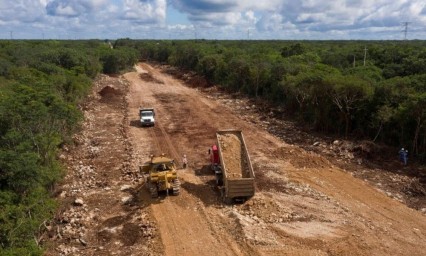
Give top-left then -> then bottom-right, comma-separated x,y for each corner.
155,163 -> 169,172
140,155 -> 176,174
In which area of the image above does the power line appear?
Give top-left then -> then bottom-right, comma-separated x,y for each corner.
402,21 -> 411,40
363,46 -> 367,66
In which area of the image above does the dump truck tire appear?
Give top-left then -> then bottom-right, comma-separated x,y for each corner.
216,175 -> 223,186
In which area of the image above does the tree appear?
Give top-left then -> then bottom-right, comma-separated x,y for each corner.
99,46 -> 138,74
327,75 -> 373,137
284,63 -> 337,128
226,56 -> 251,92
371,105 -> 395,142
197,54 -> 221,82
281,43 -> 306,57
169,43 -> 201,70
397,76 -> 426,154
248,58 -> 271,98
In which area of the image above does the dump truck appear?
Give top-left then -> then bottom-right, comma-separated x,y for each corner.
140,154 -> 180,198
209,130 -> 255,203
139,107 -> 155,126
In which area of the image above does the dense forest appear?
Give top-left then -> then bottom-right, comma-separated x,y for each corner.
1,39 -> 426,254
0,40 -> 137,255
122,39 -> 426,158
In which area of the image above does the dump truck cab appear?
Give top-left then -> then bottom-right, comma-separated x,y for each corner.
209,144 -> 223,186
140,108 -> 155,126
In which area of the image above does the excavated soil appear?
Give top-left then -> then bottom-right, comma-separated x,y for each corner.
218,133 -> 250,179
45,63 -> 426,256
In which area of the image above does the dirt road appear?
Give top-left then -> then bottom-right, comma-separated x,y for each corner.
48,63 -> 426,255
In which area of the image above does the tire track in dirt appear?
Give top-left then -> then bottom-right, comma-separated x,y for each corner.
154,121 -> 182,167
290,167 -> 426,255
126,62 -> 426,256
148,119 -> 200,255
125,68 -> 187,255
148,127 -> 162,155
124,66 -> 247,256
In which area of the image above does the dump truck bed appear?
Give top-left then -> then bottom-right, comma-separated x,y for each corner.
216,130 -> 255,200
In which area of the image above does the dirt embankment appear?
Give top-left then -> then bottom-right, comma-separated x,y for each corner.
44,75 -> 161,256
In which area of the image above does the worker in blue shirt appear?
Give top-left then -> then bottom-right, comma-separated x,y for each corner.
399,148 -> 408,165
403,149 -> 408,166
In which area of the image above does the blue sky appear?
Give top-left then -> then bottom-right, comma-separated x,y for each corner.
0,0 -> 425,40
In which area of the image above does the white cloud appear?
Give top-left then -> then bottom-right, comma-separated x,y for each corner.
122,0 -> 167,23
257,13 -> 283,31
0,1 -> 45,23
46,0 -> 107,17
0,0 -> 426,39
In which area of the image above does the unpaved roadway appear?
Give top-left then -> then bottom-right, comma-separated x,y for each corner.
48,63 -> 426,256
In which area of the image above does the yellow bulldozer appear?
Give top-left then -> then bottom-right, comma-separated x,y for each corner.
140,154 -> 180,198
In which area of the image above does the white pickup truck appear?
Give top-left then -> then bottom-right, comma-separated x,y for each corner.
139,108 -> 155,127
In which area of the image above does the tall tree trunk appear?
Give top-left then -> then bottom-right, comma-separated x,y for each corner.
412,117 -> 422,155
344,112 -> 350,138
373,122 -> 383,142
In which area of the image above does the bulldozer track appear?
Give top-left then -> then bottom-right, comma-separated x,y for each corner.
148,127 -> 162,155
172,178 -> 181,195
144,119 -> 189,255
149,121 -> 182,166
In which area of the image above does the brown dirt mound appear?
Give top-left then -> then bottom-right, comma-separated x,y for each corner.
139,73 -> 163,84
99,85 -> 121,97
99,85 -> 123,104
120,223 -> 141,246
160,65 -> 210,87
273,147 -> 332,169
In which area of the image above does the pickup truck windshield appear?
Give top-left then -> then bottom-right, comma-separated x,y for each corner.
141,112 -> 153,117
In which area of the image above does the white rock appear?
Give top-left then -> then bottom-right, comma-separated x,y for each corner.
121,196 -> 132,203
59,191 -> 67,198
120,185 -> 132,191
74,198 -> 84,206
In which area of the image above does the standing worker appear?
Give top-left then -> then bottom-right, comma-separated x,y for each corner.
182,154 -> 188,169
403,149 -> 408,166
399,148 -> 405,164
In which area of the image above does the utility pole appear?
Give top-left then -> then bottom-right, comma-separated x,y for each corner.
363,46 -> 367,66
353,55 -> 356,68
9,31 -> 13,40
247,29 -> 250,40
402,22 -> 411,40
